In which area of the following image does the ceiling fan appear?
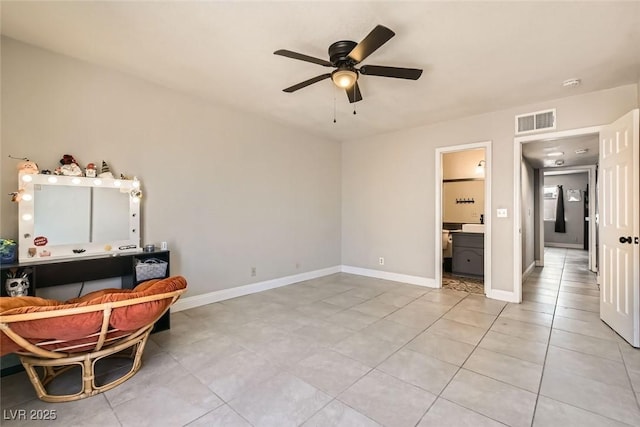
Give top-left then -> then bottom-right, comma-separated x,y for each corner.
274,25 -> 423,104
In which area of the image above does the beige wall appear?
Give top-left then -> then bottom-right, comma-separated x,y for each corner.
443,149 -> 485,180
342,84 -> 638,294
442,181 -> 484,224
0,38 -> 342,298
442,149 -> 485,224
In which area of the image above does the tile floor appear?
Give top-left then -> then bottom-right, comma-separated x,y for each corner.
442,272 -> 484,294
1,248 -> 639,426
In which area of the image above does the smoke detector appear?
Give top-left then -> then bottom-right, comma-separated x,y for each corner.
562,78 -> 581,88
555,159 -> 565,166
575,148 -> 588,154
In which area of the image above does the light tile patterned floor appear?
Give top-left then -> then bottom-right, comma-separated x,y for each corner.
442,272 -> 484,294
1,248 -> 639,426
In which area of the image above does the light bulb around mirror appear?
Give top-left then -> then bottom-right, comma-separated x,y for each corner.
71,177 -> 81,184
93,179 -> 102,185
22,194 -> 33,202
47,176 -> 58,183
114,180 -> 122,187
21,175 -> 33,183
22,214 -> 33,221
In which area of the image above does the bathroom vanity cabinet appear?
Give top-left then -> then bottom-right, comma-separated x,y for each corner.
452,232 -> 484,277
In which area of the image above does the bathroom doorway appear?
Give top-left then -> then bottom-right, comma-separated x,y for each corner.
434,141 -> 492,296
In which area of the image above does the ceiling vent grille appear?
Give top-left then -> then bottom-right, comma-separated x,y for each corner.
515,109 -> 556,134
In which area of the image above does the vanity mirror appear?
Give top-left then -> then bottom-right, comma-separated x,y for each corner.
17,174 -> 141,262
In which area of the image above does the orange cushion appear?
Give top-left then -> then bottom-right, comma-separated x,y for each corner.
0,296 -> 62,312
0,297 -> 65,355
65,288 -> 132,304
0,276 -> 186,356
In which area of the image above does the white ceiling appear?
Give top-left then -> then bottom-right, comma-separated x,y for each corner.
521,134 -> 599,169
2,1 -> 639,142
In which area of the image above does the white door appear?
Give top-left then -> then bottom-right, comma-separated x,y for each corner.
599,109 -> 639,347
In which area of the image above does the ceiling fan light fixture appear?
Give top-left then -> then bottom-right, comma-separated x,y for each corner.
331,69 -> 358,89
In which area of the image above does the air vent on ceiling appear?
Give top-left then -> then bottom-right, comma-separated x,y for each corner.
515,109 -> 556,134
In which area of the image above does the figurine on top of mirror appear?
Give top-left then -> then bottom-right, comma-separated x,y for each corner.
55,154 -> 82,176
85,162 -> 97,178
17,159 -> 39,175
98,160 -> 114,179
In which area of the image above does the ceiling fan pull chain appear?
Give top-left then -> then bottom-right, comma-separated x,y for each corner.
333,87 -> 337,123
353,84 -> 356,116
353,86 -> 357,115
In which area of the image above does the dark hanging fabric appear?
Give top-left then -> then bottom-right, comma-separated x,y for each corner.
555,185 -> 566,233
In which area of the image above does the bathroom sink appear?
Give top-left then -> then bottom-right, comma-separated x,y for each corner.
462,224 -> 485,233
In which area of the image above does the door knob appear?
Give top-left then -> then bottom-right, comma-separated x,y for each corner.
619,236 -> 632,244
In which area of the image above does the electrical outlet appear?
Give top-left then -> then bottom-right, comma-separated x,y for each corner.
497,208 -> 508,218
379,257 -> 384,265
251,267 -> 256,277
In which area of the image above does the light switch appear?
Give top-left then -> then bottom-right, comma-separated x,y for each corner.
497,208 -> 508,218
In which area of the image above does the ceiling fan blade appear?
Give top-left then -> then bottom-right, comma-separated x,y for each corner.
347,25 -> 395,64
359,65 -> 423,80
274,49 -> 333,67
345,82 -> 363,103
283,73 -> 332,93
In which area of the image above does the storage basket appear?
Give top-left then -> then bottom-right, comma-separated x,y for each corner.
135,258 -> 168,281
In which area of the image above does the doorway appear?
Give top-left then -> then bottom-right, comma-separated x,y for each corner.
514,109 -> 639,347
514,126 -> 601,303
542,169 -> 593,252
435,141 -> 492,296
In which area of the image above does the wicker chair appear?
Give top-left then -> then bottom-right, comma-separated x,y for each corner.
0,276 -> 186,403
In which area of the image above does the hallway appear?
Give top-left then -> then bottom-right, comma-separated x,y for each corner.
523,247 -> 640,425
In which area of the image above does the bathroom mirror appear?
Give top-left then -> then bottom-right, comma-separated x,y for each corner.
18,174 -> 141,262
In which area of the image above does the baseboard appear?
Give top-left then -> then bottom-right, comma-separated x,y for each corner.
486,288 -> 519,303
340,265 -> 436,288
544,242 -> 584,249
535,260 -> 544,267
522,261 -> 536,280
173,265 -> 438,313
172,265 -> 341,312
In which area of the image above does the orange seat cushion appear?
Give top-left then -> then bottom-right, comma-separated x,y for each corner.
0,276 -> 186,356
